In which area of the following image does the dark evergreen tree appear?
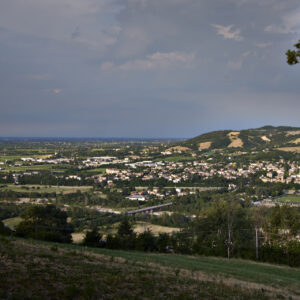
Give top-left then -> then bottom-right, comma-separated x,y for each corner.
83,227 -> 103,247
15,204 -> 74,243
117,217 -> 134,236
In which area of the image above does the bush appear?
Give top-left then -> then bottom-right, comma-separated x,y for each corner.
0,221 -> 12,236
83,228 -> 103,248
15,205 -> 74,243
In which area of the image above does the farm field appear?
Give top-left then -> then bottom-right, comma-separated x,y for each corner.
0,236 -> 299,300
2,217 -> 22,229
0,184 -> 93,194
276,195 -> 300,204
79,167 -> 106,175
133,221 -> 180,235
278,147 -> 300,153
0,164 -> 69,173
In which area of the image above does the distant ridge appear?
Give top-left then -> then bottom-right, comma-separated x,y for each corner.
0,137 -> 184,142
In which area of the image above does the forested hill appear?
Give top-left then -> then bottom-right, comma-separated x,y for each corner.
179,126 -> 300,152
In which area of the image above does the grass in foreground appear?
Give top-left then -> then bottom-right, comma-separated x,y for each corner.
0,236 -> 299,299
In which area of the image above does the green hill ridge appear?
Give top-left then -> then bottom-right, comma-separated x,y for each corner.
179,125 -> 300,152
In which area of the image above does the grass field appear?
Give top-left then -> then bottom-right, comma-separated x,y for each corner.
0,184 -> 93,194
276,195 -> 300,204
133,221 -> 180,235
1,236 -> 299,299
156,155 -> 194,162
2,217 -> 22,229
0,163 -> 69,173
79,167 -> 106,175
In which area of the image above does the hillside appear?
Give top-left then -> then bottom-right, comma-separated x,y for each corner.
1,236 -> 300,299
180,126 -> 300,152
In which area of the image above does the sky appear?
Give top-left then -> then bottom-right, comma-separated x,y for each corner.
0,0 -> 300,138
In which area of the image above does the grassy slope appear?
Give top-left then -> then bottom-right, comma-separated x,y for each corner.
1,236 -> 299,299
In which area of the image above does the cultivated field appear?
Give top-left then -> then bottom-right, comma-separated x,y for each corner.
133,221 -> 180,235
278,147 -> 300,153
0,184 -> 93,194
276,195 -> 300,204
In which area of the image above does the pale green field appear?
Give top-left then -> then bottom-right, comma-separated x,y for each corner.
0,164 -> 68,173
276,195 -> 300,203
134,221 -> 180,235
3,217 -> 22,229
81,167 -> 106,174
0,184 -> 93,194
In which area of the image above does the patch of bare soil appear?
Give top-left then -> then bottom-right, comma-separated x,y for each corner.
286,130 -> 300,136
261,136 -> 271,142
278,147 -> 300,153
291,138 -> 300,144
198,142 -> 212,151
227,132 -> 243,148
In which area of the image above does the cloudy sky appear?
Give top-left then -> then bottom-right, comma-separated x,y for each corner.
0,0 -> 300,138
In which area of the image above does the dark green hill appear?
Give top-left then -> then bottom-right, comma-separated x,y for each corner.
180,126 -> 300,152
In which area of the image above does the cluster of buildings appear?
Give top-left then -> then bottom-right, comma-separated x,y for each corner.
1,152 -> 300,188
21,157 -> 72,164
259,162 -> 300,184
80,156 -> 129,168
89,160 -> 274,185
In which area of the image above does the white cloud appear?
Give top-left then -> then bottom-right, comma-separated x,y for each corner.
264,9 -> 300,34
0,0 -> 122,51
227,51 -> 251,70
101,51 -> 196,71
53,89 -> 62,94
255,42 -> 272,48
211,24 -> 244,41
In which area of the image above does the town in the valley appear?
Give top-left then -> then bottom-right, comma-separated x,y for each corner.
1,127 -> 300,268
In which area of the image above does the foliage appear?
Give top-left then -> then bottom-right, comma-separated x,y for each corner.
286,40 -> 300,65
0,221 -> 12,236
15,204 -> 74,243
83,227 -> 103,248
117,217 -> 134,236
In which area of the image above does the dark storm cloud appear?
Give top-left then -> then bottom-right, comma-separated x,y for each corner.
0,0 -> 299,137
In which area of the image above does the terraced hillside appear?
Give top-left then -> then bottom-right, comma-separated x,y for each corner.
180,126 -> 300,152
1,236 -> 299,299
